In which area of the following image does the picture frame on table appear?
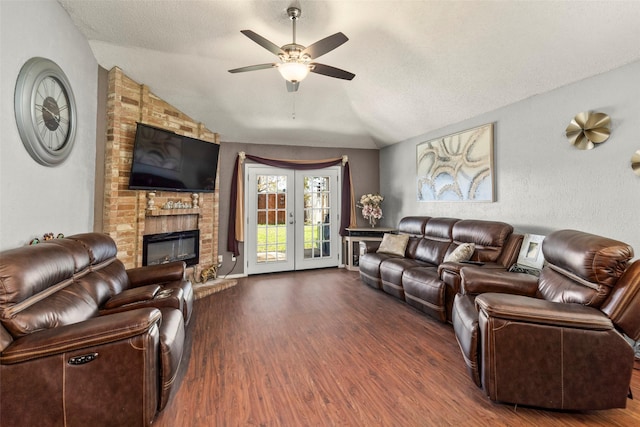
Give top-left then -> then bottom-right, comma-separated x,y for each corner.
517,234 -> 545,270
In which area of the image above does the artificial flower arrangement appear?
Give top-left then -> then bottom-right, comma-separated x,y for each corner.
357,193 -> 384,227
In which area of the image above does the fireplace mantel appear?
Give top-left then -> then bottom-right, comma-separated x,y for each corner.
146,208 -> 201,217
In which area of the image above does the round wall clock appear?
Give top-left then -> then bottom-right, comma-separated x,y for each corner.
14,57 -> 77,166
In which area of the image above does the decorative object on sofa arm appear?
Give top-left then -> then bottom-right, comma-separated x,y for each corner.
29,232 -> 64,245
357,193 -> 383,227
377,233 -> 409,256
632,150 -> 640,176
444,243 -> 475,263
565,111 -> 611,150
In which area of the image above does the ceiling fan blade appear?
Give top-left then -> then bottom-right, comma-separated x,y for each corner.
310,63 -> 355,80
228,63 -> 277,73
301,32 -> 348,59
286,81 -> 299,92
240,30 -> 285,56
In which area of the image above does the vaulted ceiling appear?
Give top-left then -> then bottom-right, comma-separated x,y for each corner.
58,0 -> 640,149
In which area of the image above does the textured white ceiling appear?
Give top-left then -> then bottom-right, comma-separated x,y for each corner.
58,0 -> 640,149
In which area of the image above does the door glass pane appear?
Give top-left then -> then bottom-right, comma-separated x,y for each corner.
256,174 -> 287,263
303,176 -> 331,259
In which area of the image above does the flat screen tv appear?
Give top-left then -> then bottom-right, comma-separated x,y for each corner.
128,123 -> 219,193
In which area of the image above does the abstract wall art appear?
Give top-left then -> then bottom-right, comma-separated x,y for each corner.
417,123 -> 494,202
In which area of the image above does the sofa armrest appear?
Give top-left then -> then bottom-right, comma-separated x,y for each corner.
476,293 -> 613,330
460,267 -> 538,296
438,261 -> 504,277
0,324 -> 13,353
126,261 -> 185,287
495,233 -> 524,268
103,284 -> 162,309
0,308 -> 161,364
359,240 -> 381,255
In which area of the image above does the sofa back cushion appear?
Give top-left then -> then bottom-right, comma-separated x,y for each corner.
0,243 -> 98,337
414,218 -> 459,264
450,220 -> 514,262
538,230 -> 634,307
398,216 -> 430,237
67,233 -> 129,303
601,259 -> 640,340
405,237 -> 421,258
67,233 -> 118,265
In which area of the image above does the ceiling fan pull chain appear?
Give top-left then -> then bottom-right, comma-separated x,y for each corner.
292,92 -> 296,120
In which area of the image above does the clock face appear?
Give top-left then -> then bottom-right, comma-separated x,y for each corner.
14,57 -> 77,166
34,76 -> 72,151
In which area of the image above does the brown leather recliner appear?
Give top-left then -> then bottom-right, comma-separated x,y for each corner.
452,229 -> 639,410
0,233 -> 192,426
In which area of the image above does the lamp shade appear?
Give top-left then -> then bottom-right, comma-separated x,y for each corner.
277,62 -> 310,82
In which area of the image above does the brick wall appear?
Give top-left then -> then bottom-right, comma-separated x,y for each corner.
103,67 -> 219,271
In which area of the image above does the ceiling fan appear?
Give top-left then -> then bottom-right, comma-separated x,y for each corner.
228,6 -> 355,92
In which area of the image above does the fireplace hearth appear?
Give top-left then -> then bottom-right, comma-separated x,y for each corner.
143,230 -> 200,267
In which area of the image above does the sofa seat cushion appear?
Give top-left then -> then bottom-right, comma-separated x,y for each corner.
359,252 -> 397,289
380,258 -> 431,299
402,267 -> 446,322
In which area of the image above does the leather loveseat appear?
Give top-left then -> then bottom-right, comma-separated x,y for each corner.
452,229 -> 640,410
0,233 -> 193,426
359,216 -> 522,322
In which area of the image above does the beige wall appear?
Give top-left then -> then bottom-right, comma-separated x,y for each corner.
217,142 -> 380,275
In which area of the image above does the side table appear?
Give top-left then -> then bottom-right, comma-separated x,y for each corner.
343,227 -> 395,271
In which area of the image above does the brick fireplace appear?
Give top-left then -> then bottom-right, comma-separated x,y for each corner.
102,67 -> 219,272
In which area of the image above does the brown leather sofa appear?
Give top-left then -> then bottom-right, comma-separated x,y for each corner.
452,229 -> 640,410
0,233 -> 193,426
359,216 -> 522,322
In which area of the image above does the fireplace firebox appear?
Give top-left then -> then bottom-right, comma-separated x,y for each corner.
143,230 -> 200,267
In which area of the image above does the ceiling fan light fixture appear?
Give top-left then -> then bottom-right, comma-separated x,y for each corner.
277,61 -> 310,82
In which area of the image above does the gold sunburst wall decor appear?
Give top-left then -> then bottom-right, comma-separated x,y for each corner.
565,111 -> 611,150
632,150 -> 640,177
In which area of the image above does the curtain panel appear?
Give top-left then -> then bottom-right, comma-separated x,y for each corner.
227,152 -> 356,256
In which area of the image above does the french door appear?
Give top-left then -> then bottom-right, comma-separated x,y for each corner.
245,165 -> 340,275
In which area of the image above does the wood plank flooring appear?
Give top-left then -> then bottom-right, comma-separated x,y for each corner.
153,268 -> 640,426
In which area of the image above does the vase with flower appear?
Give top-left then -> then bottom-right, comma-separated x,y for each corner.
357,193 -> 384,227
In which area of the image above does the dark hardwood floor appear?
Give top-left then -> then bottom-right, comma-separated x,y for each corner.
154,268 -> 640,426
